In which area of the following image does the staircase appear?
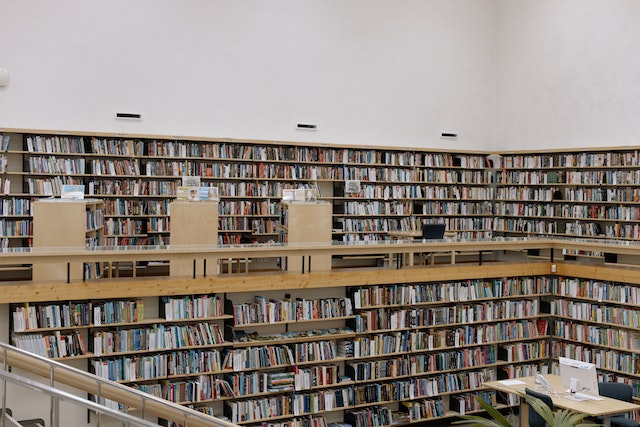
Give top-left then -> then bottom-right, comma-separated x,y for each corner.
0,342 -> 237,427
3,409 -> 44,427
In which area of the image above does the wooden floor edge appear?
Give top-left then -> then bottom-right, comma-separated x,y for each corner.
0,262 -> 553,303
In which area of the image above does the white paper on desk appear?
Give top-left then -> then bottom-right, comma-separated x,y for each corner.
500,379 -> 526,385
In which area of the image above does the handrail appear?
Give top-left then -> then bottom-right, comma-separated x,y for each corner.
0,343 -> 238,427
0,368 -> 161,427
0,237 -> 554,267
0,237 -> 639,269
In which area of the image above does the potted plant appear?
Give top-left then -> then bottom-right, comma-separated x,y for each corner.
453,394 -> 600,427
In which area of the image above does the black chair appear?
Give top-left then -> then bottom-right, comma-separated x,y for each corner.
422,223 -> 446,240
597,382 -> 639,427
419,223 -> 447,264
525,387 -> 554,427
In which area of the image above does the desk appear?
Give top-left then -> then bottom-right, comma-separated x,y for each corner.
387,230 -> 457,266
484,375 -> 640,427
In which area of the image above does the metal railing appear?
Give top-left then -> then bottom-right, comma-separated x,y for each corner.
0,367 -> 160,427
0,343 -> 238,427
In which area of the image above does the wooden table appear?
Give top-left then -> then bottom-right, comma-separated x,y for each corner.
484,375 -> 640,427
387,230 -> 458,266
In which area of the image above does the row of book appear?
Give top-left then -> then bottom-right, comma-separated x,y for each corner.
162,376 -> 235,403
91,138 -> 144,156
12,301 -> 93,331
500,341 -> 549,362
552,298 -> 640,328
497,202 -> 640,222
493,218 -> 559,235
339,217 -> 417,233
91,158 -> 141,176
225,345 -> 295,371
334,150 -> 418,166
350,277 -> 552,309
554,319 -> 640,351
0,218 -> 31,236
554,277 -> 640,304
219,200 -> 279,216
604,224 -> 640,239
28,156 -> 86,174
104,218 -> 145,236
104,198 -> 167,216
162,295 -> 225,321
89,178 -> 175,196
292,341 -> 340,364
419,185 -> 497,200
26,176 -> 83,196
501,151 -> 640,168
224,387 -> 354,423
18,134 -> 489,172
85,208 -> 104,231
104,235 -> 164,245
420,169 -> 487,185
353,369 -> 492,404
13,330 -> 86,358
232,296 -> 353,325
0,134 -> 10,151
496,186 -> 563,201
93,322 -> 224,356
496,169 -> 640,186
450,391 -> 495,415
342,167 -> 419,182
143,160 -> 332,181
12,300 -> 144,332
224,365 -> 345,397
219,217 -> 278,233
147,217 -> 169,232
26,135 -> 86,154
352,299 -> 540,332
93,299 -> 145,325
340,201 -> 413,216
552,342 -> 640,375
358,320 -> 545,354
421,201 -> 493,215
92,349 -> 225,382
0,178 -> 12,196
344,184 -> 496,202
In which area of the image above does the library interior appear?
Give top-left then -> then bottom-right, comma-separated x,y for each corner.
3,2 -> 640,427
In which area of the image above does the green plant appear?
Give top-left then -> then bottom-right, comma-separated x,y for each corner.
452,394 -> 600,427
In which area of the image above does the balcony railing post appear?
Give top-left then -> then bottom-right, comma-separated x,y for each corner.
1,347 -> 7,427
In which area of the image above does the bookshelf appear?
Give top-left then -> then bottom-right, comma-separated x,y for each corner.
0,129 -> 500,259
9,128 -> 640,265
8,272 -> 555,426
551,276 -> 640,395
495,149 -> 640,243
31,198 -> 105,282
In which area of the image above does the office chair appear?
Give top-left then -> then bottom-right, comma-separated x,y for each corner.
525,387 -> 554,427
420,223 -> 447,265
597,382 -> 639,427
422,223 -> 446,240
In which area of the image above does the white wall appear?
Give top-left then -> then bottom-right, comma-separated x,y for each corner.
496,0 -> 640,151
0,0 -> 498,150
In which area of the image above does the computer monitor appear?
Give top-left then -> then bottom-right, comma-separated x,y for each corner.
559,357 -> 599,396
422,223 -> 446,240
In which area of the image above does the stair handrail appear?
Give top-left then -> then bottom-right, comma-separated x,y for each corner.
0,367 -> 161,427
0,342 -> 238,427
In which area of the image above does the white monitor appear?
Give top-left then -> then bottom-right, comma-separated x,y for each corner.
559,357 -> 599,396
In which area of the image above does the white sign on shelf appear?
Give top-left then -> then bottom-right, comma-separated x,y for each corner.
61,184 -> 85,200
